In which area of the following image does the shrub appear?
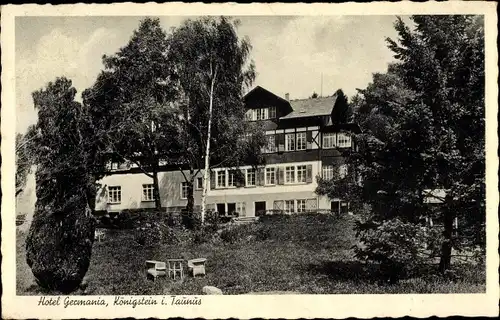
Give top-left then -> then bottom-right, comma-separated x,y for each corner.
180,210 -> 202,230
258,212 -> 290,224
219,227 -> 241,244
95,208 -> 168,229
132,210 -> 191,246
192,227 -> 215,244
134,223 -> 163,246
354,217 -> 443,284
255,226 -> 272,241
204,210 -> 221,233
165,212 -> 183,228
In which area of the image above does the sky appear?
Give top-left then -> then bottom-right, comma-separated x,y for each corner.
15,15 -> 405,134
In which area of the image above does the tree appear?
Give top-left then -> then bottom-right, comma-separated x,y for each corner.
311,92 -> 319,98
168,16 -> 265,224
25,77 -> 99,293
15,126 -> 37,196
386,15 -> 485,273
317,15 -> 485,277
83,18 -> 179,210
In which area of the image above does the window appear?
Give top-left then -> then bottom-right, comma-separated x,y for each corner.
253,107 -> 273,120
216,170 -> 226,188
297,199 -> 306,213
266,135 -> 276,153
337,133 -> 352,148
255,108 -> 268,120
196,177 -> 203,190
252,109 -> 257,121
260,108 -> 268,120
142,184 -> 154,201
285,166 -> 295,184
322,165 -> 335,180
181,182 -> 189,199
285,133 -> 295,151
323,132 -> 336,149
110,162 -> 119,170
296,132 -> 306,150
297,165 -> 307,183
285,200 -> 295,214
269,106 -> 276,119
236,202 -> 246,216
108,186 -> 121,204
246,169 -> 256,186
265,167 -> 276,185
339,164 -> 348,178
255,109 -> 262,120
228,171 -> 235,187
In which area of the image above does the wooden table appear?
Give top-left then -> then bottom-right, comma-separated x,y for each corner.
166,259 -> 184,280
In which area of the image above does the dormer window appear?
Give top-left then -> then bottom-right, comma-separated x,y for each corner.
250,106 -> 276,121
257,108 -> 268,120
269,106 -> 276,119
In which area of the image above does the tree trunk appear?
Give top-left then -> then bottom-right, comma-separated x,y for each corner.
186,167 -> 195,215
201,69 -> 217,224
439,201 -> 454,274
152,169 -> 161,210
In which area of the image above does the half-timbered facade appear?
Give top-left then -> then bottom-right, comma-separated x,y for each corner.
95,86 -> 360,216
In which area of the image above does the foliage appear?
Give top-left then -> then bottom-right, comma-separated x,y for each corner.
168,16 -> 266,220
28,77 -> 101,211
219,226 -> 243,244
15,126 -> 37,196
317,15 -> 485,276
83,18 -> 179,209
25,77 -> 99,293
354,217 -> 443,283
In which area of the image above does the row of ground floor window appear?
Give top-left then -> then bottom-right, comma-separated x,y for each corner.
164,198 -> 350,217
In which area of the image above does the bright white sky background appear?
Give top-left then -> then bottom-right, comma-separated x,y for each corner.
16,15 -> 407,134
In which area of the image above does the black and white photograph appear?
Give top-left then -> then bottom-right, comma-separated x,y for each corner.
1,2 -> 498,319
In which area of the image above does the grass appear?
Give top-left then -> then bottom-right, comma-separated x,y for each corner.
16,214 -> 485,295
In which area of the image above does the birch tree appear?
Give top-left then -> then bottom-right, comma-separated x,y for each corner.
169,17 -> 265,224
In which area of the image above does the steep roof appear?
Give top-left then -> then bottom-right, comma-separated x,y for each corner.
280,95 -> 338,120
244,86 -> 290,105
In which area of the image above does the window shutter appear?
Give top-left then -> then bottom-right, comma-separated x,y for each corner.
277,167 -> 285,185
306,164 -> 313,183
273,200 -> 284,210
277,133 -> 285,152
306,131 -> 313,150
257,168 -> 265,186
306,198 -> 317,211
210,171 -> 216,190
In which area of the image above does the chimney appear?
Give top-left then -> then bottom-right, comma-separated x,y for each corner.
285,93 -> 290,101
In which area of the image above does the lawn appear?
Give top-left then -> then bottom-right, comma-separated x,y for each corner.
16,213 -> 485,295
